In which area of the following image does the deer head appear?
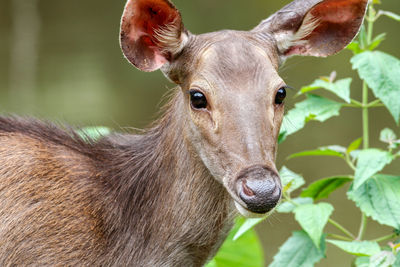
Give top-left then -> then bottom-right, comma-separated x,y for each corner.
120,0 -> 368,217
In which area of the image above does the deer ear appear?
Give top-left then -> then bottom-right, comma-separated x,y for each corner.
120,0 -> 188,72
253,0 -> 368,58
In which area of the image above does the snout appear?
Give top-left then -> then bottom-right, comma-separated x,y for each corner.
236,165 -> 282,214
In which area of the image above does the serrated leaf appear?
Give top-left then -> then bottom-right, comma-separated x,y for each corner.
277,197 -> 313,213
369,33 -> 386,51
369,251 -> 396,267
206,218 -> 263,267
300,176 -> 352,201
233,218 -> 264,241
269,231 -> 326,267
289,146 -> 345,160
298,78 -> 352,103
348,174 -> 400,229
379,10 -> 400,21
279,166 -> 305,193
294,203 -> 334,248
351,51 -> 400,124
327,240 -> 380,256
280,94 -> 342,137
348,138 -> 363,154
354,149 -> 393,189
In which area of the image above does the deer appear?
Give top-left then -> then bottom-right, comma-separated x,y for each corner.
0,0 -> 367,266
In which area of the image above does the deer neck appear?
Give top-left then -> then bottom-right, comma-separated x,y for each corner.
104,89 -> 234,266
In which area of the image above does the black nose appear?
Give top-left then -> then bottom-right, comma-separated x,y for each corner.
236,165 -> 282,214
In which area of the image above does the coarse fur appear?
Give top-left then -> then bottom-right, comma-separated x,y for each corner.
0,91 -> 234,266
0,0 -> 368,266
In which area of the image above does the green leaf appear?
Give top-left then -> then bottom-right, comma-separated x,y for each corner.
358,25 -> 368,50
294,203 -> 334,248
394,253 -> 400,267
354,256 -> 370,267
348,174 -> 400,229
280,166 -> 305,193
380,128 -> 399,149
327,240 -> 380,256
207,218 -> 264,267
289,146 -> 345,160
233,218 -> 264,241
347,138 -> 363,154
278,131 -> 287,144
77,126 -> 111,142
379,10 -> 400,22
298,78 -> 352,103
269,231 -> 326,267
369,251 -> 396,267
369,33 -> 386,51
300,176 -> 353,201
351,51 -> 400,124
280,94 -> 342,137
277,197 -> 313,213
347,41 -> 362,54
380,128 -> 397,143
354,149 -> 393,189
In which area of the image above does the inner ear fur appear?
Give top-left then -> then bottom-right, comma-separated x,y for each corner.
120,0 -> 187,72
253,0 -> 368,58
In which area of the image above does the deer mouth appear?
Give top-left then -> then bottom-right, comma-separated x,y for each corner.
233,200 -> 277,218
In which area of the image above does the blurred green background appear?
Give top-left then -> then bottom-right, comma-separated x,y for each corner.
0,0 -> 399,266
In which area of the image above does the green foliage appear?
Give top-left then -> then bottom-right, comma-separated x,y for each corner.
327,240 -> 380,256
279,166 -> 305,193
288,146 -> 345,159
351,51 -> 400,124
300,177 -> 352,201
294,203 -> 333,248
297,78 -> 352,103
353,149 -> 393,189
276,197 -> 313,213
206,218 -> 264,267
348,175 -> 400,229
208,3 -> 400,266
280,94 -> 342,139
269,231 -> 326,267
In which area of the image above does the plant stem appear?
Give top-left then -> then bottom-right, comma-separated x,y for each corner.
366,99 -> 382,107
327,233 -> 354,242
351,99 -> 363,107
328,219 -> 356,239
345,153 -> 357,171
362,82 -> 369,150
367,5 -> 374,45
371,233 -> 398,243
356,4 -> 376,242
357,215 -> 368,240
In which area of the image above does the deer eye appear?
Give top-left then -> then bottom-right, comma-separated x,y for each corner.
275,87 -> 287,105
189,89 -> 208,110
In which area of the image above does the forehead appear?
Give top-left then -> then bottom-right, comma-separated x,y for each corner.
193,33 -> 281,91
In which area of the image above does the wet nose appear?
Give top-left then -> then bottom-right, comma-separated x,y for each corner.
236,165 -> 282,214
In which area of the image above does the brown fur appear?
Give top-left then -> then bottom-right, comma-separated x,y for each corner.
0,0 -> 368,265
0,92 -> 233,266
